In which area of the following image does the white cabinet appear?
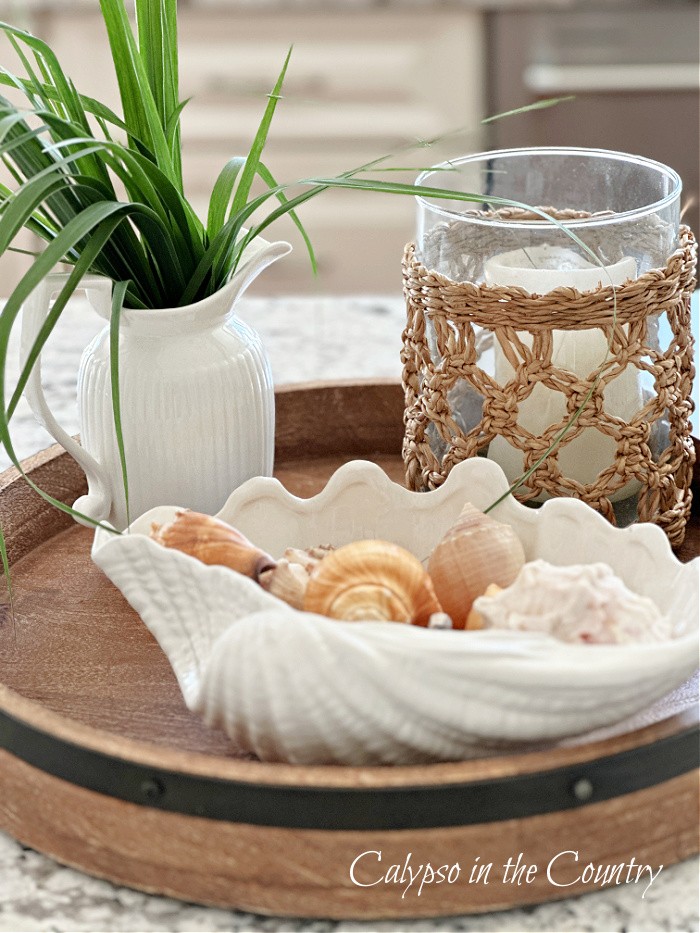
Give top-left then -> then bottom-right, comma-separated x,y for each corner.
0,8 -> 485,295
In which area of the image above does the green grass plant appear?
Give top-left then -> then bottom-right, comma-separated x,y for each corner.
0,0 -> 607,536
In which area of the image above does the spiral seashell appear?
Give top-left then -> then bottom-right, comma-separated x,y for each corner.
304,539 -> 441,625
150,510 -> 276,581
428,503 -> 525,629
94,457 -> 700,766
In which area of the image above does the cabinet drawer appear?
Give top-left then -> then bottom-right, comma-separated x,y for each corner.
42,10 -> 482,144
177,12 -> 478,110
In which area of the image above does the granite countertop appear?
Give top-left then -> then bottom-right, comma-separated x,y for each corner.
0,295 -> 698,932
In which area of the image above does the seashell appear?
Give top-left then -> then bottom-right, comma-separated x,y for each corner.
150,510 -> 276,582
94,458 -> 699,766
259,559 -> 309,610
465,584 -> 502,631
472,560 -> 673,643
304,539 -> 441,625
428,503 -> 525,629
283,545 -> 334,574
427,612 -> 454,630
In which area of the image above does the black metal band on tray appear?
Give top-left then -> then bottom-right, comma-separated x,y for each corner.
0,706 -> 697,830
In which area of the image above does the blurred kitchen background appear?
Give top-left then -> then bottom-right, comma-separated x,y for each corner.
0,0 -> 697,296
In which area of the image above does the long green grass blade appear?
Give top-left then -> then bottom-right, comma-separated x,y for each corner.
136,0 -> 181,184
6,212 -> 130,420
257,161 -> 316,275
136,0 -> 166,124
109,279 -> 130,528
0,70 -> 129,134
44,130 -> 202,254
0,110 -> 101,228
0,521 -> 16,660
0,525 -> 13,612
0,173 -> 75,255
481,96 -> 575,124
0,201 -> 138,422
0,210 -> 141,531
0,124 -> 51,161
45,133 -> 195,246
207,156 -> 245,238
0,110 -> 43,144
299,175 -> 610,270
228,47 -> 292,222
98,0 -> 175,181
7,34 -> 45,110
0,428 -> 121,533
0,22 -> 88,130
13,136 -> 191,302
165,97 -> 189,152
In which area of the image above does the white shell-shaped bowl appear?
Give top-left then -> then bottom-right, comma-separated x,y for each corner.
92,458 -> 699,766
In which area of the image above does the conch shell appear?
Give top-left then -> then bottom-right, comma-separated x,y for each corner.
150,510 -> 276,582
428,503 -> 525,629
472,560 -> 673,643
304,539 -> 441,625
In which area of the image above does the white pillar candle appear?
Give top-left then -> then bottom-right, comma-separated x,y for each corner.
483,245 -> 642,502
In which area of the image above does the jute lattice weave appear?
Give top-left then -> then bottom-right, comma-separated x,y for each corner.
402,224 -> 697,546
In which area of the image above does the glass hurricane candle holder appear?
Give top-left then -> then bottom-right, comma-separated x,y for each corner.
402,147 -> 697,544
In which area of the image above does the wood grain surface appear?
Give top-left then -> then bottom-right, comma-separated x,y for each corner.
0,380 -> 697,918
0,748 -> 696,919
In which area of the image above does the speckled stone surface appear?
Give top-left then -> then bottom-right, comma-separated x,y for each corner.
0,295 -> 406,471
0,295 -> 698,932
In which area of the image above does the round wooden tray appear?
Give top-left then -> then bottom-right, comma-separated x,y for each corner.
0,381 -> 697,920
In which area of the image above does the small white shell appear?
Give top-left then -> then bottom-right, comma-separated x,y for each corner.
473,560 -> 673,644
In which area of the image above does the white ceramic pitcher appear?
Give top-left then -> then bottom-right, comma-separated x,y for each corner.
20,236 -> 291,530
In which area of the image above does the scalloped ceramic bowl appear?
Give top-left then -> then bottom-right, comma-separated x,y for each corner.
92,459 -> 699,766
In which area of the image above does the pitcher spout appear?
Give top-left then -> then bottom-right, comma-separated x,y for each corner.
221,235 -> 292,307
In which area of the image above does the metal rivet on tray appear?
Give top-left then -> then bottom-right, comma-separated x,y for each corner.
571,777 -> 594,802
141,777 -> 165,800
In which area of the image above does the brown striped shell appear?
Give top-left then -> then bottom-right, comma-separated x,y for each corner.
303,539 -> 442,626
150,510 -> 276,582
427,503 -> 525,629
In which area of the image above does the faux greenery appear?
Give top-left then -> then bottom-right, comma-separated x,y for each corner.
0,0 -> 606,536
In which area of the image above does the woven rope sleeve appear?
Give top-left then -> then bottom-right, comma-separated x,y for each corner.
402,225 -> 697,546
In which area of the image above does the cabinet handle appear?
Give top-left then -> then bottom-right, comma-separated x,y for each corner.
524,63 -> 699,94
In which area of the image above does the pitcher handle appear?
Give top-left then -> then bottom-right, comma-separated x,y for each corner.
20,272 -> 114,526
